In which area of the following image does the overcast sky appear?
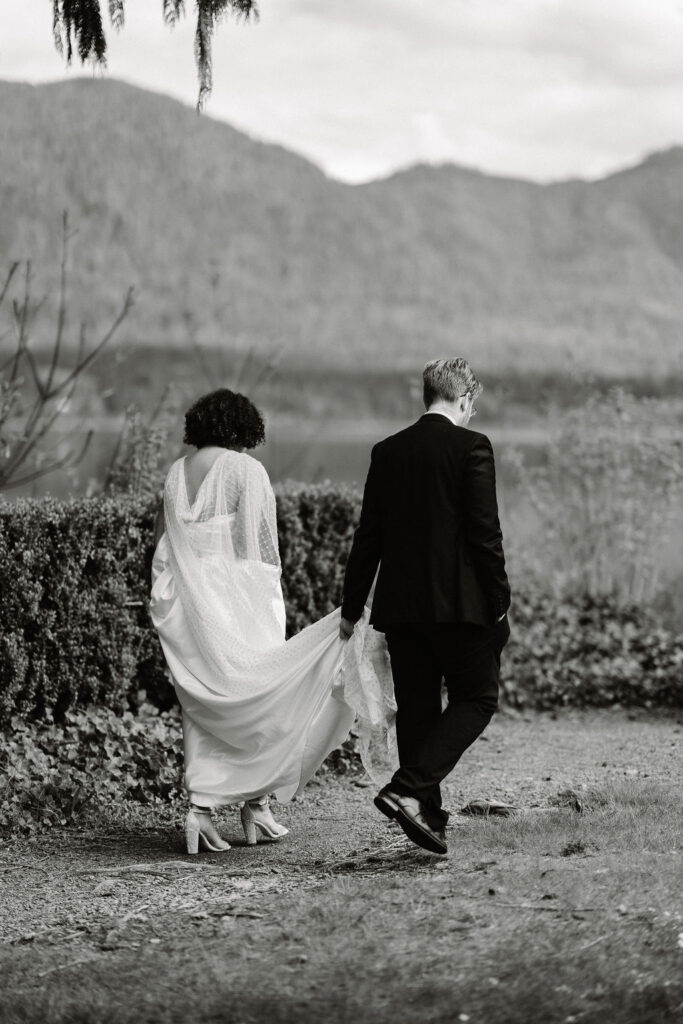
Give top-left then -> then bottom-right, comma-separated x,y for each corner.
2,0 -> 682,182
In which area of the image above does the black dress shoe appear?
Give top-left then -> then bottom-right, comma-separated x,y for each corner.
374,789 -> 448,856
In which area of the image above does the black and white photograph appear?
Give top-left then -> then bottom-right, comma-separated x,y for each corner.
1,2 -> 682,1022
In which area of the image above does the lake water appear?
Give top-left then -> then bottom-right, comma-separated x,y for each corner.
8,419 -> 547,497
261,422 -> 549,487
4,419 -> 554,560
6,419 -> 681,592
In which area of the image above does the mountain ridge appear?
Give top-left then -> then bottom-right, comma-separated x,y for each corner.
1,78 -> 681,375
12,77 -> 680,190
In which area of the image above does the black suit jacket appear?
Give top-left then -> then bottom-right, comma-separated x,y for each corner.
341,414 -> 511,629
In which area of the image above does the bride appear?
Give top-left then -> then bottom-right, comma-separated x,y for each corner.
150,388 -> 395,854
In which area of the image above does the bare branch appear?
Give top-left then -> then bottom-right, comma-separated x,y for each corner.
0,262 -> 20,306
102,413 -> 127,491
249,347 -> 284,392
0,216 -> 133,490
11,295 -> 45,401
0,330 -> 15,359
76,321 -> 87,363
50,286 -> 134,397
22,346 -> 46,400
3,263 -> 52,473
44,212 -> 70,397
3,430 -> 93,489
8,263 -> 34,391
13,363 -> 87,473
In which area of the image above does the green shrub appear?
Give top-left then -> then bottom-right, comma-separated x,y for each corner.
1,484 -> 681,734
0,496 -> 169,727
276,481 -> 361,636
0,702 -> 184,833
0,698 -> 362,835
502,584 -> 683,709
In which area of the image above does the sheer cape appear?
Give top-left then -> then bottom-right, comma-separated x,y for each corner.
150,451 -> 396,806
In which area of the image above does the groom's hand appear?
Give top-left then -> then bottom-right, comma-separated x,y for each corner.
339,617 -> 356,640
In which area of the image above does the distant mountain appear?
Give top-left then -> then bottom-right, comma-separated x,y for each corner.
1,78 -> 681,376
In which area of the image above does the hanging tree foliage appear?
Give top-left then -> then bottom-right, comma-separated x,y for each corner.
51,0 -> 258,108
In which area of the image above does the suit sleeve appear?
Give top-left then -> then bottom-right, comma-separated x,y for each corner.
463,434 -> 511,620
341,446 -> 382,622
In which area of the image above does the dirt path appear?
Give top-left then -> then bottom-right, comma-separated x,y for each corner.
1,708 -> 680,956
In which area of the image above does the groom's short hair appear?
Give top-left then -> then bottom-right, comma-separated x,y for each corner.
423,358 -> 483,408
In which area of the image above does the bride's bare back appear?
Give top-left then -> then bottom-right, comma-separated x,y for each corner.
183,446 -> 236,506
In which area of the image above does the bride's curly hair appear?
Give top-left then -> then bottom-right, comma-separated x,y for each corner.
183,388 -> 266,450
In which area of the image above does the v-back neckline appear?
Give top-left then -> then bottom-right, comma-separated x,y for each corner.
182,450 -> 231,508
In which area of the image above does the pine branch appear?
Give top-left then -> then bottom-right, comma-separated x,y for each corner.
53,0 -> 108,65
108,0 -> 125,30
194,1 -> 259,109
50,2 -> 259,104
163,0 -> 185,26
52,0 -> 65,57
194,2 -> 214,112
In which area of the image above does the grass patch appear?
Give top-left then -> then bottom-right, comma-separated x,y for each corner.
1,776 -> 681,1024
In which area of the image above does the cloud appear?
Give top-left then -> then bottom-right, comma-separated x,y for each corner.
523,0 -> 683,87
1,0 -> 682,182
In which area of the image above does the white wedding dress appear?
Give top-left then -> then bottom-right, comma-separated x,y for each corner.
150,449 -> 396,806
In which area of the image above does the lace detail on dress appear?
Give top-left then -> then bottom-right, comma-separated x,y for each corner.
163,452 -> 285,689
340,609 -> 398,784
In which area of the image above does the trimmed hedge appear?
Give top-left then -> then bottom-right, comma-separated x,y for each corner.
276,482 -> 361,635
1,486 -> 681,728
0,485 -> 361,726
0,496 -> 164,726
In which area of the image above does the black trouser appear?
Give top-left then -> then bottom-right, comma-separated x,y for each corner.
384,617 -> 510,830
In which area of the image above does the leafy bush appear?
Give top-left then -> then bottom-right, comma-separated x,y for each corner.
502,584 -> 683,709
276,482 -> 361,636
0,700 -> 359,835
103,399 -> 175,501
1,480 -> 681,737
0,702 -> 185,834
1,484 -> 682,835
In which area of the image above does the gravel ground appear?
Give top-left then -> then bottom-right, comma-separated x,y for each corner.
1,708 -> 681,960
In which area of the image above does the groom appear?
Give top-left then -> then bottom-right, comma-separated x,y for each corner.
340,357 -> 511,855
